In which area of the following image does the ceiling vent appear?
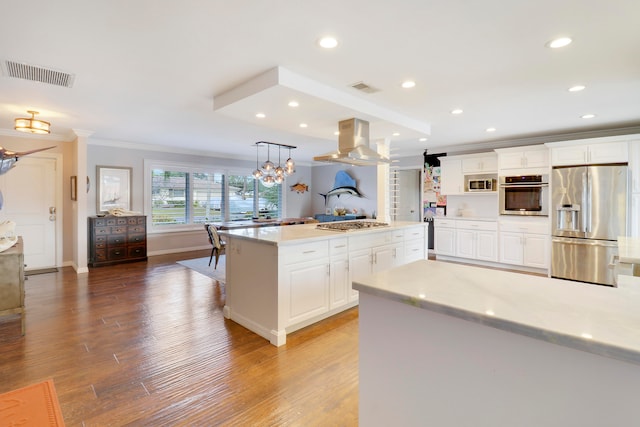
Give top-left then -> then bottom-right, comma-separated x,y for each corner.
350,81 -> 379,94
2,60 -> 75,88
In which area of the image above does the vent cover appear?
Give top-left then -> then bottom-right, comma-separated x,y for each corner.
2,60 -> 75,88
350,81 -> 379,94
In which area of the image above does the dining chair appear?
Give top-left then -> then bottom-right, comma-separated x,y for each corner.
206,224 -> 226,269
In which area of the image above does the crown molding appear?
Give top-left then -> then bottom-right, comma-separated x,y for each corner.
427,124 -> 640,155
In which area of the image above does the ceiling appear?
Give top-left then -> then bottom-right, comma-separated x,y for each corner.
1,0 -> 639,163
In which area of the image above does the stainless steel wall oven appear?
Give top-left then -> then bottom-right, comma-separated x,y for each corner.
499,175 -> 549,216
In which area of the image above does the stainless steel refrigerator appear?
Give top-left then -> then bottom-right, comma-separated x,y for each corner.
551,164 -> 628,286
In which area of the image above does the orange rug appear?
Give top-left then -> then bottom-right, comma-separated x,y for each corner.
0,379 -> 65,426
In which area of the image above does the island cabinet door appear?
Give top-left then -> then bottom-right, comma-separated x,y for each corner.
329,256 -> 349,309
349,248 -> 373,302
281,260 -> 330,325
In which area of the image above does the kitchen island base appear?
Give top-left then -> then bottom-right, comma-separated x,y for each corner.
358,283 -> 640,427
221,222 -> 427,346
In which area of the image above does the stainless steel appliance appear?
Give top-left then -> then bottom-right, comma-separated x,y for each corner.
499,175 -> 549,216
551,164 -> 628,286
313,118 -> 391,166
468,178 -> 496,192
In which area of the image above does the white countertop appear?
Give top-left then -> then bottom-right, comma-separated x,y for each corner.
618,236 -> 640,264
218,221 -> 424,246
353,260 -> 640,366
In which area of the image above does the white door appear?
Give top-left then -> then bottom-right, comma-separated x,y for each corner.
0,156 -> 57,270
395,169 -> 421,222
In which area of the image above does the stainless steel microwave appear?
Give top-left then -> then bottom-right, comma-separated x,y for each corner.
468,178 -> 496,192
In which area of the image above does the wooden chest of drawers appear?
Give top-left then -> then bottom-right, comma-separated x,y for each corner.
88,215 -> 147,267
0,237 -> 25,335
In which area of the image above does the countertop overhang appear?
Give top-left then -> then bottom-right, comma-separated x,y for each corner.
353,260 -> 640,366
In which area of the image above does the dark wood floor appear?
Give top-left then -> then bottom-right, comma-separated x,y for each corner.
0,251 -> 359,426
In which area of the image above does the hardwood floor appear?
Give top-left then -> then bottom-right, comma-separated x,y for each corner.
0,251 -> 359,426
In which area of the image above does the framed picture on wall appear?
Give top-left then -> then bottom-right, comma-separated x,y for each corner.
97,166 -> 132,213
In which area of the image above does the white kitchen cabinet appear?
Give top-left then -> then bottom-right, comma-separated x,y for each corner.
550,141 -> 628,166
522,234 -> 548,269
462,155 -> 497,174
329,238 -> 349,309
455,220 -> 498,262
439,158 -> 464,195
496,146 -> 549,170
498,221 -> 549,269
282,259 -> 330,325
404,225 -> 427,263
348,231 -> 403,302
348,247 -> 371,302
434,219 -> 456,256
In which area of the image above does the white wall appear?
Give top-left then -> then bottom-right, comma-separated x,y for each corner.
282,164 -> 313,218
87,142 -> 313,254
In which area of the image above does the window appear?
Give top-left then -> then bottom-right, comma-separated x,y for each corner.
145,160 -> 282,231
226,174 -> 281,220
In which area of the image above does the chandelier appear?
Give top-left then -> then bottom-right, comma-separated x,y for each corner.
14,110 -> 51,135
252,141 -> 296,188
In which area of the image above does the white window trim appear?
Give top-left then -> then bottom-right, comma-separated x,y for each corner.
144,159 -> 283,234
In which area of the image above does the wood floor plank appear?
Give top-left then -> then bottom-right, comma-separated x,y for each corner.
0,250 -> 359,425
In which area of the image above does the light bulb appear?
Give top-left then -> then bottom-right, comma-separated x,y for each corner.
274,174 -> 284,184
275,166 -> 285,178
285,158 -> 295,175
262,175 -> 276,188
261,160 -> 274,173
252,169 -> 263,179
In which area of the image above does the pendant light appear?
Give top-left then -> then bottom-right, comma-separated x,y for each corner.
14,110 -> 50,134
284,147 -> 295,176
261,144 -> 274,174
252,144 -> 264,179
253,141 -> 296,186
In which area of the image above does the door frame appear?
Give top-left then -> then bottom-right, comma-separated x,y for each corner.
24,152 -> 63,268
391,166 -> 423,222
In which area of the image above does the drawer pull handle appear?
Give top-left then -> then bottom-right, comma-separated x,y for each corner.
334,245 -> 346,248
303,250 -> 316,254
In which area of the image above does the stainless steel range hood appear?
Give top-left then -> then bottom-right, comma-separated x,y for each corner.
313,118 -> 390,166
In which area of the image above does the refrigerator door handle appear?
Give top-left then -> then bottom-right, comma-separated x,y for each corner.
551,236 -> 618,248
587,173 -> 593,233
581,172 -> 588,233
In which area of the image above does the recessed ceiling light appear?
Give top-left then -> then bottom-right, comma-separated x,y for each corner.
419,137 -> 427,142
451,109 -> 463,115
581,114 -> 596,119
486,127 -> 497,132
256,113 -> 266,119
318,36 -> 338,49
288,100 -> 299,107
299,123 -> 308,128
547,37 -> 572,48
401,80 -> 416,89
392,132 -> 400,136
568,85 -> 586,92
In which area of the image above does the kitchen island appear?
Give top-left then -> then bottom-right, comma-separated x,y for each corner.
218,221 -> 427,346
354,260 -> 640,426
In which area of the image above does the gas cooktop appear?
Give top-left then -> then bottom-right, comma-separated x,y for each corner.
316,221 -> 390,232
